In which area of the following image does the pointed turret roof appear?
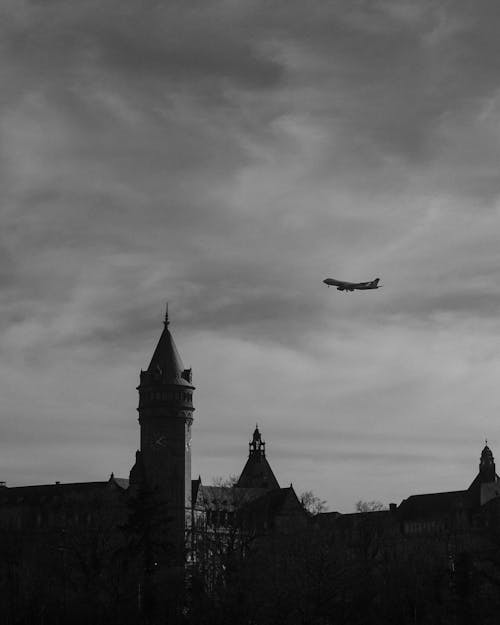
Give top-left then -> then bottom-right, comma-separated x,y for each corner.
236,426 -> 279,490
481,442 -> 494,465
144,307 -> 193,387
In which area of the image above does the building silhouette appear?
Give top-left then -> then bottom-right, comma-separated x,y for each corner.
0,313 -> 307,622
1,313 -> 500,623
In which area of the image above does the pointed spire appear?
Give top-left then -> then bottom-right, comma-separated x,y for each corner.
480,441 -> 496,483
481,442 -> 493,459
252,424 -> 261,443
142,309 -> 194,387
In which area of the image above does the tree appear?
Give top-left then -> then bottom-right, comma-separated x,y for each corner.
355,499 -> 386,513
211,475 -> 239,488
121,486 -> 182,625
299,490 -> 328,516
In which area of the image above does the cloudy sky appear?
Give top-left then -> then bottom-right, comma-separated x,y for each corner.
2,0 -> 500,511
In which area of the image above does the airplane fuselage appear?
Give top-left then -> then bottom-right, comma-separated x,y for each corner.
323,278 -> 380,291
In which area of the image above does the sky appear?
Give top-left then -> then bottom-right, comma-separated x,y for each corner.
2,0 -> 500,512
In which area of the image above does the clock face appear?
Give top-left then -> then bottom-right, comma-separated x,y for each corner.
152,434 -> 167,448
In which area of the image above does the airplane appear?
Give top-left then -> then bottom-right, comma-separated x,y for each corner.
323,277 -> 381,292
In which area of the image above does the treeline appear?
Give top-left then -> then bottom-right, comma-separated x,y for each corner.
188,515 -> 500,625
2,508 -> 500,624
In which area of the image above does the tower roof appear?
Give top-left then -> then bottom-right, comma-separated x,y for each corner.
144,309 -> 193,387
481,443 -> 494,463
236,427 -> 279,490
469,441 -> 498,492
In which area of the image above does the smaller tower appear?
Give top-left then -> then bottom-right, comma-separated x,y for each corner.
479,442 -> 496,483
236,426 -> 279,490
249,425 -> 265,457
469,442 -> 500,506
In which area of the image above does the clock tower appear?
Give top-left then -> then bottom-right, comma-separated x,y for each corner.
133,307 -> 194,561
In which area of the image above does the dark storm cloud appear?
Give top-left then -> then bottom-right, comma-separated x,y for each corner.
1,0 -> 285,95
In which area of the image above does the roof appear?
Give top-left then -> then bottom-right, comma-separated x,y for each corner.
324,509 -> 395,528
0,480 -> 123,505
238,487 -> 309,529
145,320 -> 193,387
468,472 -> 500,492
398,489 -> 474,519
110,476 -> 130,490
195,485 -> 267,511
237,454 -> 279,490
241,487 -> 301,516
194,484 -> 307,526
316,511 -> 341,523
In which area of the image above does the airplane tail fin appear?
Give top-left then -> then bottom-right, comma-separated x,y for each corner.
373,278 -> 380,285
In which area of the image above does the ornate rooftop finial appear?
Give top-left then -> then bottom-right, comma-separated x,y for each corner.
249,425 -> 264,456
252,425 -> 261,443
164,302 -> 169,327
